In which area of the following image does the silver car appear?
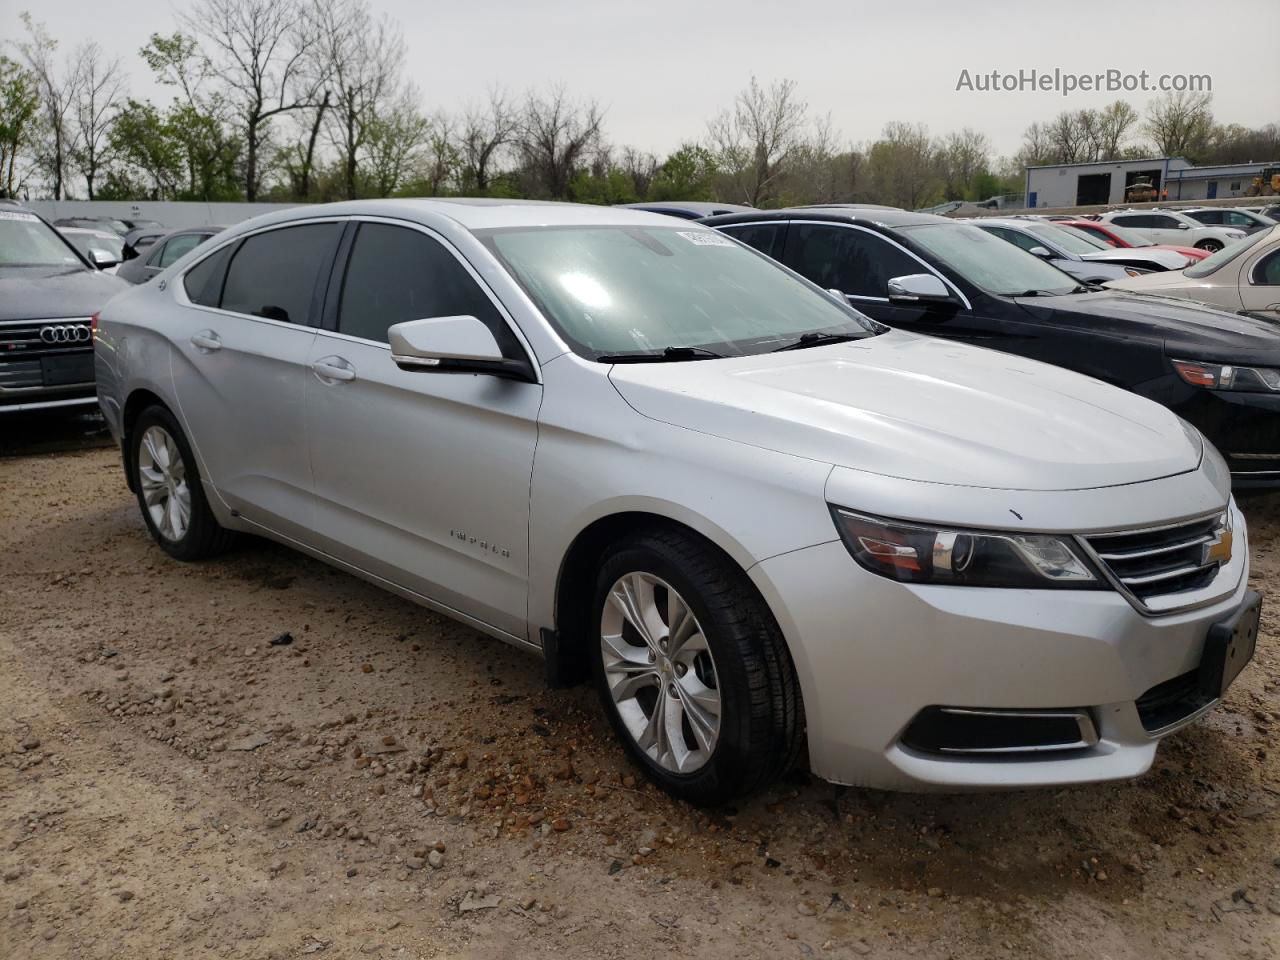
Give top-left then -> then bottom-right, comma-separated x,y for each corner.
94,199 -> 1259,803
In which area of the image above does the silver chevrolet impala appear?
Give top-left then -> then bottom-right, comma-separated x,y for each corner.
94,199 -> 1259,804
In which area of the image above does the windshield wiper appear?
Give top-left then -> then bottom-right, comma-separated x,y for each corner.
596,345 -> 725,363
771,332 -> 863,352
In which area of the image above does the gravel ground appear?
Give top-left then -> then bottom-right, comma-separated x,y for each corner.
2,416 -> 1278,960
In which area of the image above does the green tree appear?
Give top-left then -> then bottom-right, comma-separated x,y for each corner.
0,56 -> 39,197
648,144 -> 716,201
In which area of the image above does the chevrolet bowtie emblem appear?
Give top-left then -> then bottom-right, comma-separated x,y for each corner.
1201,526 -> 1232,566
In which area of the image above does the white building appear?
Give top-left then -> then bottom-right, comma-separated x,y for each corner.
1024,157 -> 1280,208
1023,157 -> 1193,209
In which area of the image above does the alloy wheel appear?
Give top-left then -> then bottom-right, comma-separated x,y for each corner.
600,572 -> 721,774
137,425 -> 191,542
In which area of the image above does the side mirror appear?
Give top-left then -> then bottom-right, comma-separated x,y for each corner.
1027,245 -> 1053,259
91,248 -> 119,269
887,273 -> 954,304
388,315 -> 534,382
1177,222 -> 1190,230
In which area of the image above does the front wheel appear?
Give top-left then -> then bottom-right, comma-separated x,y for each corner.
590,529 -> 804,805
130,405 -> 235,560
1196,239 -> 1223,253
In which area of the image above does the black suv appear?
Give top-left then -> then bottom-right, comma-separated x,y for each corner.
703,206 -> 1280,488
1,208 -> 128,413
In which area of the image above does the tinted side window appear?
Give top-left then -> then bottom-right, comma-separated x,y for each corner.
1115,215 -> 1156,228
183,244 -> 233,306
1255,250 -> 1280,285
1223,211 -> 1254,227
985,226 -> 1042,254
718,223 -> 785,259
337,223 -> 520,355
221,223 -> 341,324
145,241 -> 167,266
784,224 -> 921,298
1190,210 -> 1220,224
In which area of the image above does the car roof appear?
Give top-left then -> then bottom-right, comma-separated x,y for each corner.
699,206 -> 950,229
620,201 -> 755,215
58,226 -> 119,238
218,198 -> 709,236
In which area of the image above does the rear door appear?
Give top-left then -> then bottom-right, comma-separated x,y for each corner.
168,220 -> 343,542
303,219 -> 542,639
1244,247 -> 1280,317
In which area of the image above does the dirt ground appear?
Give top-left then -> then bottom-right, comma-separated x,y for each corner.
2,413 -> 1278,960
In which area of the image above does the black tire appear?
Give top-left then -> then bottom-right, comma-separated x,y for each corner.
1196,239 -> 1223,252
589,528 -> 804,805
129,404 -> 235,561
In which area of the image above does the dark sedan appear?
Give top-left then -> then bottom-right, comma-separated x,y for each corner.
1,208 -> 128,413
704,206 -> 1280,488
618,201 -> 755,220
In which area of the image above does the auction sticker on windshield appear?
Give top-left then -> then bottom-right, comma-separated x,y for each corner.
677,231 -> 735,247
0,211 -> 40,221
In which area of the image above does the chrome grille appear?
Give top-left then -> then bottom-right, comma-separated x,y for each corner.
1081,511 -> 1231,614
0,319 -> 93,362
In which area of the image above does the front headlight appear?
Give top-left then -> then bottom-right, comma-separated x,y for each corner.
830,509 -> 1101,588
1172,359 -> 1280,393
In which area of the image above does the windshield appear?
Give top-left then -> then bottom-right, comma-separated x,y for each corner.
1184,229 -> 1270,278
64,231 -> 123,263
1047,224 -> 1112,252
1023,222 -> 1104,255
1088,223 -> 1152,247
0,211 -> 87,269
900,222 -> 1079,296
480,225 -> 881,359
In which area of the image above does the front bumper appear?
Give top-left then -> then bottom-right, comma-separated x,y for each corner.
750,505 -> 1251,792
1169,388 -> 1280,488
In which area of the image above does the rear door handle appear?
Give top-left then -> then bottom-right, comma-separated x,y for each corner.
311,357 -> 357,383
191,331 -> 221,352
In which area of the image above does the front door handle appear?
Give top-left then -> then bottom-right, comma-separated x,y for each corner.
191,330 -> 221,352
311,357 -> 357,383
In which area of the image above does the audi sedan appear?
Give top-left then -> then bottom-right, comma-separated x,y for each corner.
95,199 -> 1257,803
1,207 -> 128,414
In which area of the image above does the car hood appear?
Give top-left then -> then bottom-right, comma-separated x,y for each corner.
1081,247 -> 1189,269
608,331 -> 1201,491
1020,288 -> 1280,363
0,265 -> 129,320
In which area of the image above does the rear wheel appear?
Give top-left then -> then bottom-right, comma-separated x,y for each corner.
130,405 -> 234,560
1196,239 -> 1223,253
590,529 -> 804,805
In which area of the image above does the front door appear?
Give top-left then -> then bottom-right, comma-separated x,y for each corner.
169,221 -> 343,541
303,220 -> 542,639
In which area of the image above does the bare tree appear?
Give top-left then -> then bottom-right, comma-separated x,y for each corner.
937,127 -> 990,199
707,76 -> 808,206
460,89 -> 517,194
69,42 -> 125,199
15,13 -> 81,199
317,0 -> 404,199
1046,110 -> 1087,164
362,93 -> 431,197
1094,101 -> 1138,160
183,0 -> 322,200
1144,91 -> 1214,159
517,88 -> 602,200
867,122 -> 938,209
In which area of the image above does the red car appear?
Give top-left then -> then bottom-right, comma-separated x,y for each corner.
1059,219 -> 1211,262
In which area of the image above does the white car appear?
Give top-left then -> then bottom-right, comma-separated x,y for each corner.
1181,207 -> 1277,236
1107,224 -> 1280,319
94,199 -> 1258,803
1098,210 -> 1247,252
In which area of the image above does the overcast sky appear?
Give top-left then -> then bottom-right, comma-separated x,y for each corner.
14,0 -> 1280,158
